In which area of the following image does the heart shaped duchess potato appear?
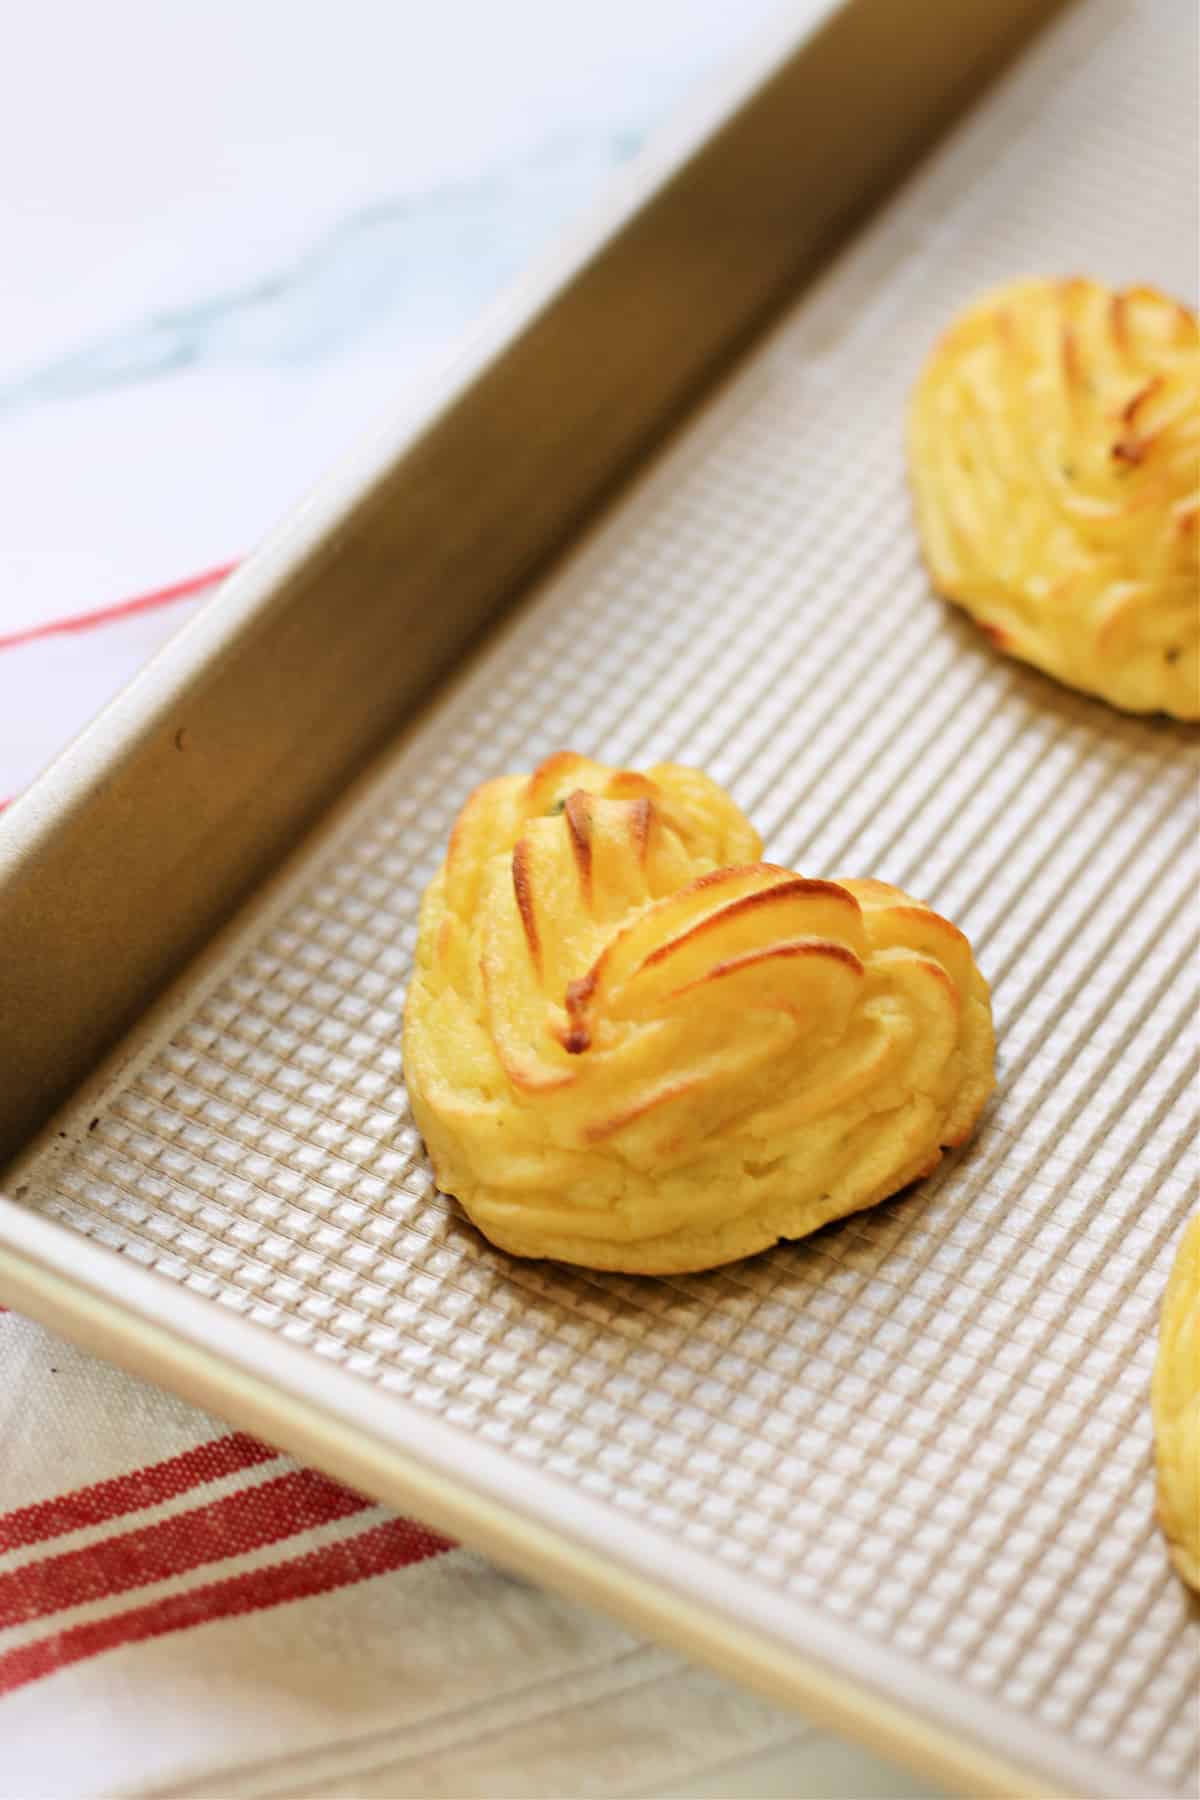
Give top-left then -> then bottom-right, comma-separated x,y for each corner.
403,754 -> 994,1274
909,278 -> 1199,718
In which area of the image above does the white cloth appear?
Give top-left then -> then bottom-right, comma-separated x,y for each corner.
0,1308 -> 812,1800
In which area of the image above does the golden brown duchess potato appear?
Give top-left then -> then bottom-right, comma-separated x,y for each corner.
403,754 -> 994,1274
1153,1210 -> 1200,1591
909,278 -> 1199,718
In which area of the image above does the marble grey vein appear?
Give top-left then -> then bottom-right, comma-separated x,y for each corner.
0,129 -> 643,414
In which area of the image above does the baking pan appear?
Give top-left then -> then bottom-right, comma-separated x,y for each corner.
2,1 -> 1197,1794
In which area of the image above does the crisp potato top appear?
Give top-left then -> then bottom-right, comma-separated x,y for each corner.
909,278 -> 1199,717
403,754 -> 994,1274
1153,1210 -> 1200,1591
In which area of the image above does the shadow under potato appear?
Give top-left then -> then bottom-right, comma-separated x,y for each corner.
936,600 -> 1200,750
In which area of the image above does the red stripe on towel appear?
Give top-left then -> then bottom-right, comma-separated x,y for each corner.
0,1517 -> 453,1696
0,1434 -> 276,1554
0,561 -> 237,653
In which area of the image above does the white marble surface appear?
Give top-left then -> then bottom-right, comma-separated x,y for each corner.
2,0 -> 808,797
3,0 -> 786,635
0,3 -> 941,1793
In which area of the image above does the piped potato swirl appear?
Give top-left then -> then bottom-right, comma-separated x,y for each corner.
1153,1210 -> 1200,1591
909,278 -> 1199,718
404,754 -> 994,1273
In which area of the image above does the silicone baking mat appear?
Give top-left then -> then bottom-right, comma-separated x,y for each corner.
13,0 -> 1198,1791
